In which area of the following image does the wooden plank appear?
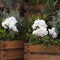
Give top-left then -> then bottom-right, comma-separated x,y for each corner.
25,44 -> 29,53
0,41 -> 24,60
25,44 -> 60,53
0,41 -> 24,49
2,50 -> 24,59
4,41 -> 24,49
0,42 -> 4,49
24,54 -> 60,60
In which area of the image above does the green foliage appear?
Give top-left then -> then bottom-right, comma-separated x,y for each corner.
0,26 -> 19,41
50,10 -> 60,34
46,0 -> 55,12
29,34 -> 60,46
2,0 -> 21,10
29,35 -> 40,44
25,0 -> 60,45
0,9 -> 23,40
0,28 -> 7,40
23,15 -> 39,41
45,0 -> 60,35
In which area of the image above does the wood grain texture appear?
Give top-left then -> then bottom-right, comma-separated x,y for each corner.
0,41 -> 24,60
24,44 -> 60,60
24,54 -> 60,60
25,44 -> 60,53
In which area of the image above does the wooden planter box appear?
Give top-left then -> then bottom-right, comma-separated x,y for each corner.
0,41 -> 24,60
24,44 -> 60,60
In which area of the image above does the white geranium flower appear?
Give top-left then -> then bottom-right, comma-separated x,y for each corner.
2,22 -> 8,29
32,27 -> 48,37
39,27 -> 48,37
8,16 -> 17,28
8,16 -> 17,25
2,18 -> 10,29
2,16 -> 18,32
48,27 -> 57,38
32,19 -> 47,29
9,21 -> 15,29
32,29 -> 41,36
12,26 -> 18,32
32,23 -> 39,29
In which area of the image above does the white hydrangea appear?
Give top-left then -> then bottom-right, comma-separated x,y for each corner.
48,27 -> 57,38
2,16 -> 18,32
32,27 -> 48,37
32,19 -> 47,29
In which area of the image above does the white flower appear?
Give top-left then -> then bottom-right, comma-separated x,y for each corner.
2,22 -> 8,29
32,29 -> 41,36
32,23 -> 39,29
8,16 -> 17,25
2,18 -> 9,29
40,27 -> 48,37
32,19 -> 47,29
1,16 -> 18,32
48,27 -> 57,38
32,27 -> 48,37
7,16 -> 17,29
12,26 -> 18,32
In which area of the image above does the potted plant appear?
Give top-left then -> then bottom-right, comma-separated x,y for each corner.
24,16 -> 60,60
0,6 -> 24,60
24,0 -> 60,60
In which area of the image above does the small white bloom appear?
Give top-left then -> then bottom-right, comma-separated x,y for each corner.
32,27 -> 48,37
2,22 -> 8,29
12,26 -> 18,32
2,18 -> 10,29
9,21 -> 14,29
32,23 -> 39,29
9,20 -> 17,29
1,16 -> 18,32
32,19 -> 47,29
40,27 -> 48,37
32,29 -> 41,36
48,27 -> 57,38
8,16 -> 17,25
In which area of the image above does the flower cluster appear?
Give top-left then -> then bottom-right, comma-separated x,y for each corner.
32,19 -> 57,38
0,16 -> 20,40
2,16 -> 18,32
48,27 -> 58,38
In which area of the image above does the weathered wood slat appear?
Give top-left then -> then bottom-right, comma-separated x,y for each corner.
0,41 -> 24,60
24,54 -> 60,60
25,44 -> 60,53
2,50 -> 24,59
0,41 -> 24,49
25,44 -> 60,60
4,41 -> 24,49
